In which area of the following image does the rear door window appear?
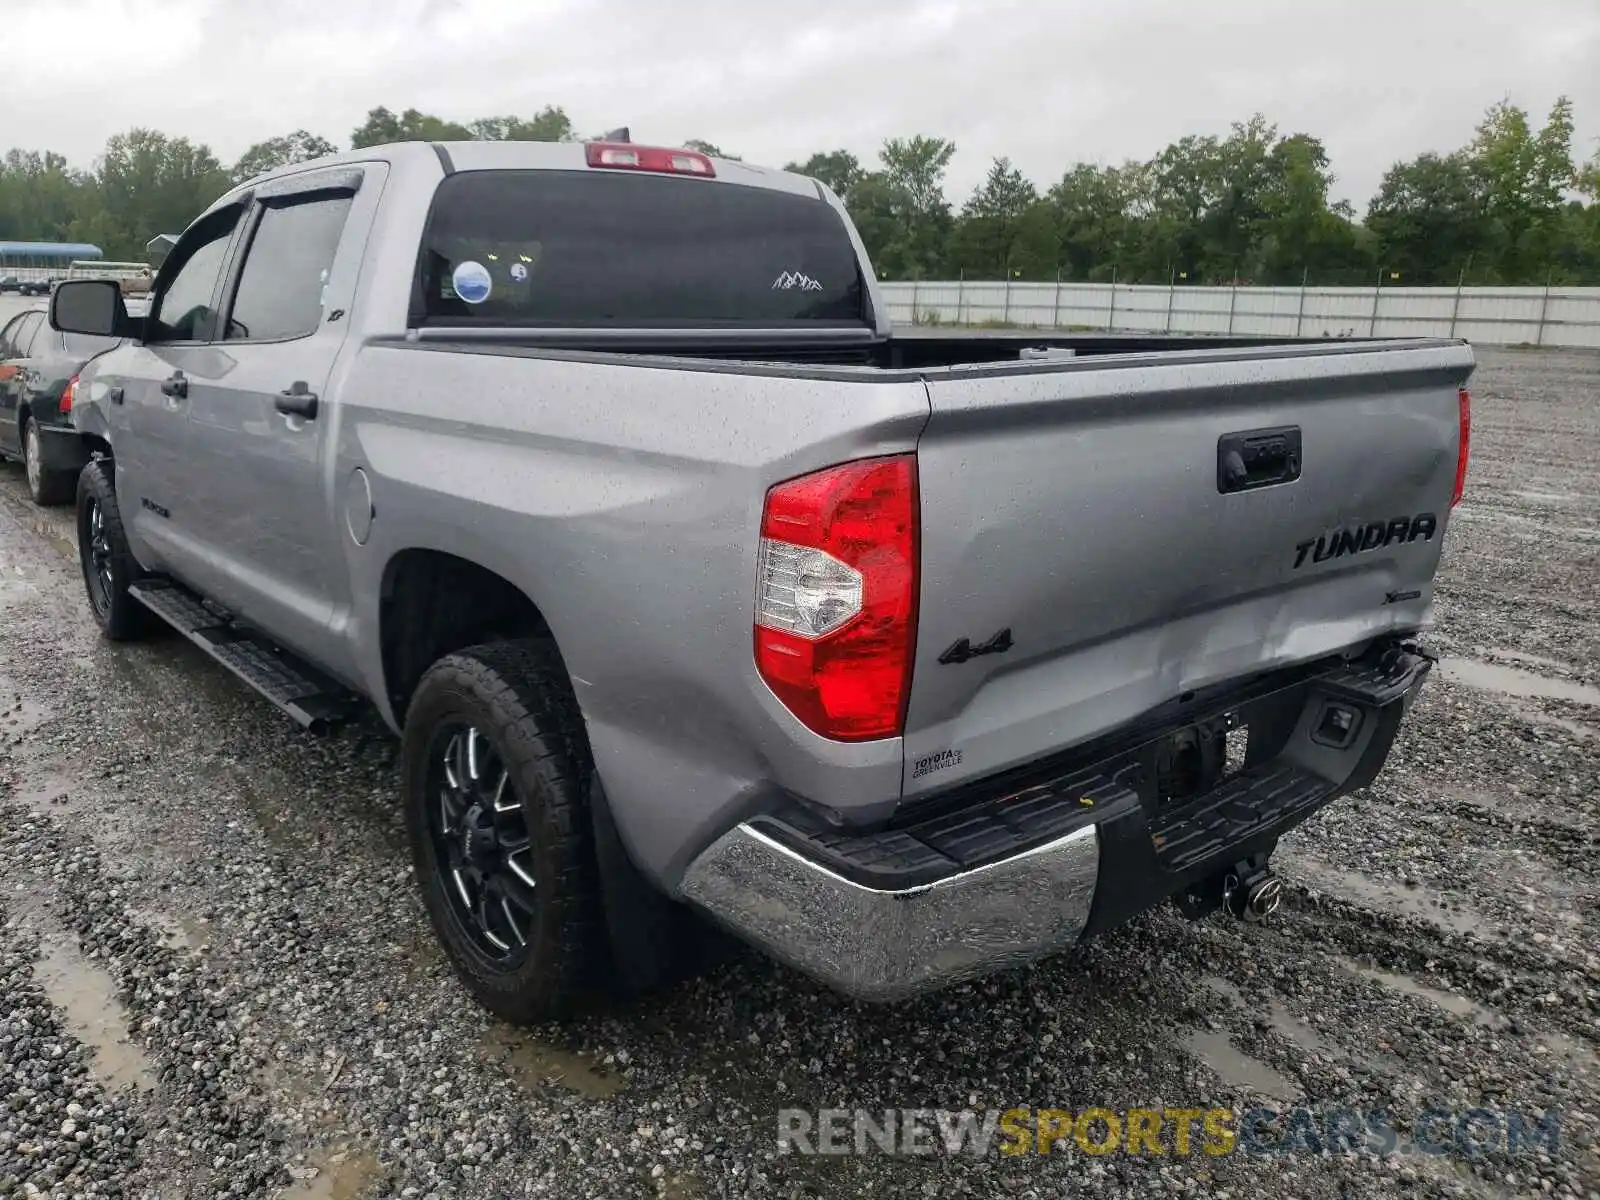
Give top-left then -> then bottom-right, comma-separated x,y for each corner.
226,195 -> 353,341
415,170 -> 864,327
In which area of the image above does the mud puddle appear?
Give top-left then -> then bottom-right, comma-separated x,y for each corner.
0,490 -> 76,562
1437,657 -> 1600,706
1538,1033 -> 1600,1076
1286,856 -> 1495,940
1510,489 -> 1588,505
1201,975 -> 1246,1007
1341,961 -> 1600,1074
1488,648 -> 1572,672
1453,508 -> 1600,541
1178,1028 -> 1299,1102
28,522 -> 75,563
128,901 -> 213,953
0,676 -> 48,739
481,1022 -> 626,1099
1505,699 -> 1596,739
32,924 -> 158,1093
1202,978 -> 1330,1059
1267,1000 -> 1330,1056
1339,959 -> 1503,1028
279,1147 -> 386,1199
10,767 -> 76,809
4,755 -> 148,848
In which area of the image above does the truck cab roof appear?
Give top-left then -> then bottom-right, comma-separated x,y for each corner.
225,139 -> 826,204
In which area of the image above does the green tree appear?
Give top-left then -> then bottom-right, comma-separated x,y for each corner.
949,157 -> 1049,277
1144,133 -> 1225,280
1204,116 -> 1280,276
1579,146 -> 1600,201
3,98 -> 1598,285
1047,162 -> 1146,281
784,150 -> 864,203
881,136 -> 955,218
0,150 -> 93,244
469,107 -> 575,142
848,136 -> 955,279
1256,134 -> 1369,283
232,130 -> 339,184
352,106 -> 577,149
93,129 -> 232,259
682,139 -> 740,161
1365,152 -> 1487,284
350,106 -> 473,148
1465,97 -> 1576,280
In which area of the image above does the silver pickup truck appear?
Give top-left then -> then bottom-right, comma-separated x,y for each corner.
48,139 -> 1475,1022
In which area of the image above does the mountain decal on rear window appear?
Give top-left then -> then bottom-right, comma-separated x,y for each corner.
772,271 -> 824,292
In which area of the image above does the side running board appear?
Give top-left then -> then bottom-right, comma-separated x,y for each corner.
128,579 -> 358,733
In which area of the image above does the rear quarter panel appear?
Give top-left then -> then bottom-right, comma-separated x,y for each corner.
336,344 -> 931,886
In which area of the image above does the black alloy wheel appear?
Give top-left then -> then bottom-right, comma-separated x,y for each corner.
426,722 -> 541,961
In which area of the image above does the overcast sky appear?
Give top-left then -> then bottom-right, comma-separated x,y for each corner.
5,0 -> 1598,213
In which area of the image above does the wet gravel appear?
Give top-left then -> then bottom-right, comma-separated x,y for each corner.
0,346 -> 1597,1199
0,919 -> 142,1197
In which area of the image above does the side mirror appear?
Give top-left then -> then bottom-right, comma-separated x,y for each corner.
50,279 -> 134,339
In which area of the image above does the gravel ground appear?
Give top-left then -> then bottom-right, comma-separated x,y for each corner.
0,346 -> 1596,1199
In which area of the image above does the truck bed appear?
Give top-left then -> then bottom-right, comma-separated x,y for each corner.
354,332 -> 1472,858
404,325 -> 1410,369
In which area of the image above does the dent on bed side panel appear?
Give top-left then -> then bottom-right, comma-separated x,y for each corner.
334,345 -> 931,888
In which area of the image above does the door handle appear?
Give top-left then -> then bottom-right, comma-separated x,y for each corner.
275,382 -> 319,420
160,372 -> 188,399
109,386 -> 124,406
1218,426 -> 1302,494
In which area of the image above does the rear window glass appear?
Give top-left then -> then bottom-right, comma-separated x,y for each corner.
415,169 -> 864,327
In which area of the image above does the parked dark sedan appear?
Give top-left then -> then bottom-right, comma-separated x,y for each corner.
0,306 -> 120,505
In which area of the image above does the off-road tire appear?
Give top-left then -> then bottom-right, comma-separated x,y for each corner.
76,459 -> 154,641
401,639 -> 606,1023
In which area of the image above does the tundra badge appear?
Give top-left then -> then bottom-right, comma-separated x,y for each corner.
1294,513 -> 1437,569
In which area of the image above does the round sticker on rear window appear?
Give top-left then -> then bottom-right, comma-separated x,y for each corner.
452,261 -> 492,304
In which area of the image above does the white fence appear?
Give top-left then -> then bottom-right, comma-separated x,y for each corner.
879,281 -> 1600,349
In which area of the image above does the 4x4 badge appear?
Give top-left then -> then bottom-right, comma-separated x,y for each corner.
938,628 -> 1013,665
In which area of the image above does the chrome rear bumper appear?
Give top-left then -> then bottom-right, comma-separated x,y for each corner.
680,821 -> 1099,1001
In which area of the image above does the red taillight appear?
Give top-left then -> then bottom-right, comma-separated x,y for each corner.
585,141 -> 716,178
60,374 -> 78,414
1452,387 -> 1470,507
754,455 -> 919,741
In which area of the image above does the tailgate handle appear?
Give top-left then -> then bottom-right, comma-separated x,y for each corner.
1218,426 -> 1302,494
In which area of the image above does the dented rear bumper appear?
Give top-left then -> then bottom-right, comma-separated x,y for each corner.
680,643 -> 1433,1000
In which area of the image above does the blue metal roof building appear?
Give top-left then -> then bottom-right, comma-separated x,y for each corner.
0,241 -> 105,266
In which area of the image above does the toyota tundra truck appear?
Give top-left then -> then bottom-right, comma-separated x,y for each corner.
48,138 -> 1474,1021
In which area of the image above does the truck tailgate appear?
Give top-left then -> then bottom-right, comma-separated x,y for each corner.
903,340 -> 1475,796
